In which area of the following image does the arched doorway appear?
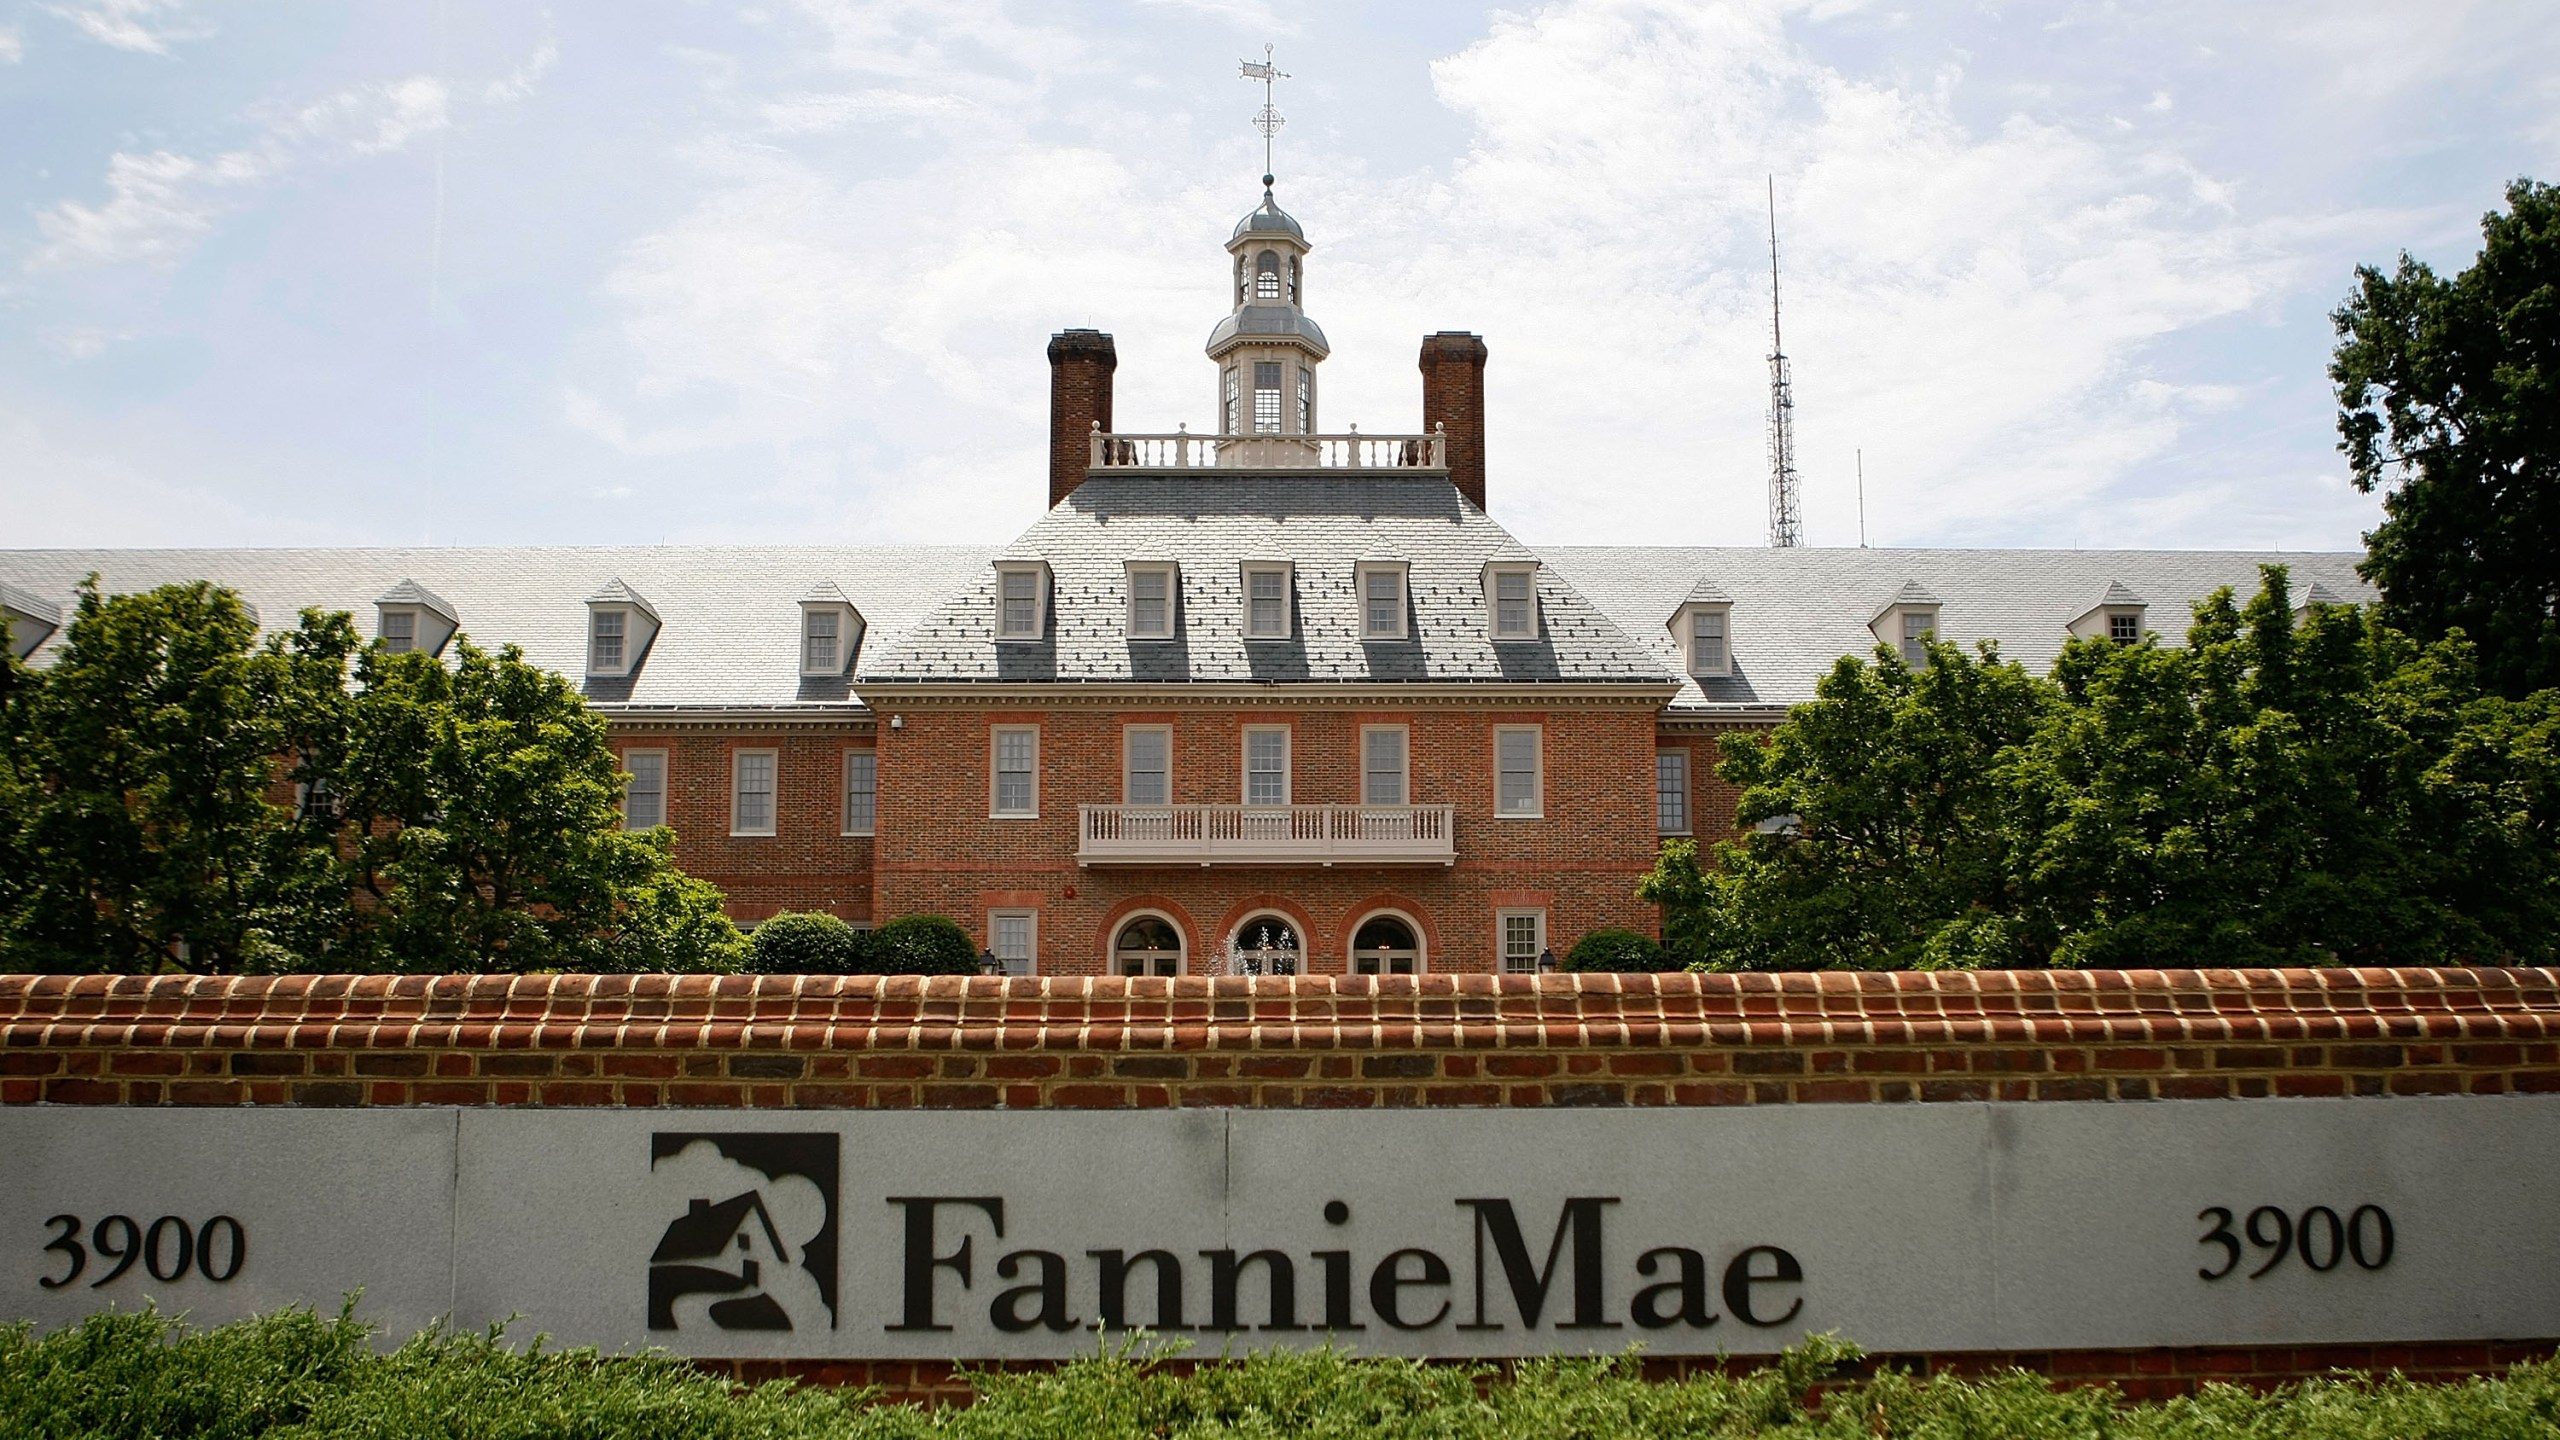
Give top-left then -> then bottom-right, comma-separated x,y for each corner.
1226,914 -> 1301,976
1111,914 -> 1185,977
1349,913 -> 1423,975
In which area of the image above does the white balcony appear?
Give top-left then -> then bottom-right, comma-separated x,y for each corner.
1089,425 -> 1447,474
1078,803 -> 1457,866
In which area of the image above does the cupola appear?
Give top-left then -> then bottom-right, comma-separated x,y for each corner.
1207,178 -> 1330,450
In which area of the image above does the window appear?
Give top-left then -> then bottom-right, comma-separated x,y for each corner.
995,565 -> 1047,640
841,750 -> 876,836
804,609 -> 839,673
1358,564 -> 1408,640
1287,256 -> 1300,305
730,749 -> 777,836
1350,914 -> 1421,975
379,609 -> 416,653
624,750 -> 667,831
1689,609 -> 1729,676
1656,749 -> 1689,834
1488,567 -> 1537,640
1255,251 -> 1281,300
1124,725 -> 1171,806
1224,367 -> 1240,434
590,610 -> 626,673
1362,726 -> 1408,806
1127,565 -> 1175,639
1495,726 -> 1542,817
1899,609 -> 1937,667
1296,367 -> 1312,432
990,909 -> 1037,977
1243,725 -> 1290,805
1499,910 -> 1547,974
1236,258 -> 1249,306
2108,611 -> 2141,644
1244,564 -> 1291,638
1230,915 -> 1300,976
992,726 -> 1038,817
1113,915 -> 1183,978
1253,361 -> 1282,433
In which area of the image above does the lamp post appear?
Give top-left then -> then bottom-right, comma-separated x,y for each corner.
1537,947 -> 1558,975
979,948 -> 1005,977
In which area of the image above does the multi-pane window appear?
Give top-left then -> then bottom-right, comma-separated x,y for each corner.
380,609 -> 416,653
998,570 -> 1041,639
590,610 -> 626,672
804,610 -> 839,672
1657,749 -> 1689,834
730,750 -> 777,836
1499,911 -> 1546,974
623,750 -> 667,831
1224,367 -> 1240,434
1253,362 -> 1282,433
1128,567 -> 1173,639
1245,566 -> 1290,638
1495,726 -> 1542,817
2109,611 -> 2142,644
1124,726 -> 1170,806
1244,726 -> 1289,805
841,751 -> 876,836
1362,727 -> 1408,806
1690,610 -> 1728,675
990,910 -> 1036,977
1492,570 -> 1535,639
1296,368 -> 1312,431
1361,567 -> 1406,639
992,726 -> 1037,816
1254,252 -> 1281,300
1286,257 -> 1299,304
1900,610 -> 1936,668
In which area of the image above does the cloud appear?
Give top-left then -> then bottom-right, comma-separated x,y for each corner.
0,26 -> 23,63
43,0 -> 206,55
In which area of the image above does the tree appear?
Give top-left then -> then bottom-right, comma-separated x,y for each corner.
2333,178 -> 2560,698
867,915 -> 978,975
1561,928 -> 1670,972
747,912 -> 867,974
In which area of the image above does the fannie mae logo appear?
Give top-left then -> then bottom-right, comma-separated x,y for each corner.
648,1132 -> 839,1332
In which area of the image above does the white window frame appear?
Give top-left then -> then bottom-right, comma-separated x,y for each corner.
1656,748 -> 1690,835
1242,724 -> 1291,806
990,725 -> 1039,819
589,607 -> 631,675
994,563 -> 1050,642
801,605 -> 861,677
1125,563 -> 1178,641
840,749 -> 877,836
623,748 -> 668,831
1348,908 -> 1427,976
989,908 -> 1038,978
378,607 -> 419,654
1111,910 -> 1187,978
1241,562 -> 1294,640
1497,909 -> 1547,975
1360,725 -> 1409,807
1686,606 -> 1731,679
729,748 -> 779,838
1356,562 -> 1410,641
1122,724 -> 1173,807
2106,610 -> 2144,644
1899,608 -> 1939,668
1485,564 -> 1540,641
1493,725 -> 1544,819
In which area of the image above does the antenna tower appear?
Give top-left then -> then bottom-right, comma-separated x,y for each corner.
1240,46 -> 1289,188
1765,177 -> 1802,548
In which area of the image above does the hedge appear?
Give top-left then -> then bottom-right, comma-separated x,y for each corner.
7,1305 -> 2560,1438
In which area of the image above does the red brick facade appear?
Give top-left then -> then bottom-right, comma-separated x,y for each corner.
611,721 -> 875,925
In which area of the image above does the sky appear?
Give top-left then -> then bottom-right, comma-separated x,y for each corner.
3,1 -> 2556,555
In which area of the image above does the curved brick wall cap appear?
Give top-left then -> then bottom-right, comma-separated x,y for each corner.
3,969 -> 2555,1055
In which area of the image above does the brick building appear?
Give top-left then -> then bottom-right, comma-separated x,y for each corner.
0,183 -> 2373,976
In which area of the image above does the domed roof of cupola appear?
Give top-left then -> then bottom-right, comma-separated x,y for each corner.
1230,182 -> 1305,243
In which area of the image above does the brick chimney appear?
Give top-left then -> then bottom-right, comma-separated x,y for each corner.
1418,331 -> 1489,511
1047,329 -> 1117,507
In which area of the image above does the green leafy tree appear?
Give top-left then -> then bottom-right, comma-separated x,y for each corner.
868,914 -> 978,975
1561,927 -> 1670,972
2333,178 -> 2560,698
747,911 -> 867,974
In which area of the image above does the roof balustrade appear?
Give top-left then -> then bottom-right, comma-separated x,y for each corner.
1089,423 -> 1447,474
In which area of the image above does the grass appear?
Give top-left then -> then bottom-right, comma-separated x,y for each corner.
4,1305 -> 2557,1439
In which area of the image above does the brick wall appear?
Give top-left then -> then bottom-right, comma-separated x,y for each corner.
1418,332 -> 1489,512
610,724 -> 874,925
1047,329 -> 1116,508
6,966 -> 2556,1397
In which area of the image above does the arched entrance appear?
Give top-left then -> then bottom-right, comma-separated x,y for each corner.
1349,913 -> 1423,975
1111,914 -> 1185,977
1225,914 -> 1302,976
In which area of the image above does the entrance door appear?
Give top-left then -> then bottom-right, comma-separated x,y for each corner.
1350,915 -> 1421,975
1112,916 -> 1183,977
1227,917 -> 1301,976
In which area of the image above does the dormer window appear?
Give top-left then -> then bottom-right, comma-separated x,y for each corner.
1688,608 -> 1729,676
1126,562 -> 1178,640
1484,563 -> 1540,641
1242,562 -> 1293,639
1357,562 -> 1410,641
994,562 -> 1051,642
1255,250 -> 1281,300
1870,582 -> 1942,671
2108,612 -> 2141,643
591,610 -> 627,672
805,611 -> 839,670
373,579 -> 457,657
799,583 -> 865,676
584,579 -> 661,678
1899,609 -> 1939,667
2068,582 -> 2147,646
379,609 -> 417,653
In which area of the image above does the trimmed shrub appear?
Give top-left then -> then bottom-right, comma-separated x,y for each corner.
749,912 -> 866,974
1565,927 -> 1673,972
868,913 -> 979,976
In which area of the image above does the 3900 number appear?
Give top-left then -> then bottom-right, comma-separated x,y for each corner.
2197,1204 -> 2391,1280
39,1214 -> 245,1290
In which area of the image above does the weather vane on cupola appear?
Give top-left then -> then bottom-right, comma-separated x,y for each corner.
1240,45 -> 1289,193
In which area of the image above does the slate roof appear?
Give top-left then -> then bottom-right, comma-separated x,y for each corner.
1539,545 -> 2376,712
0,546 -> 997,712
859,474 -> 1675,688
